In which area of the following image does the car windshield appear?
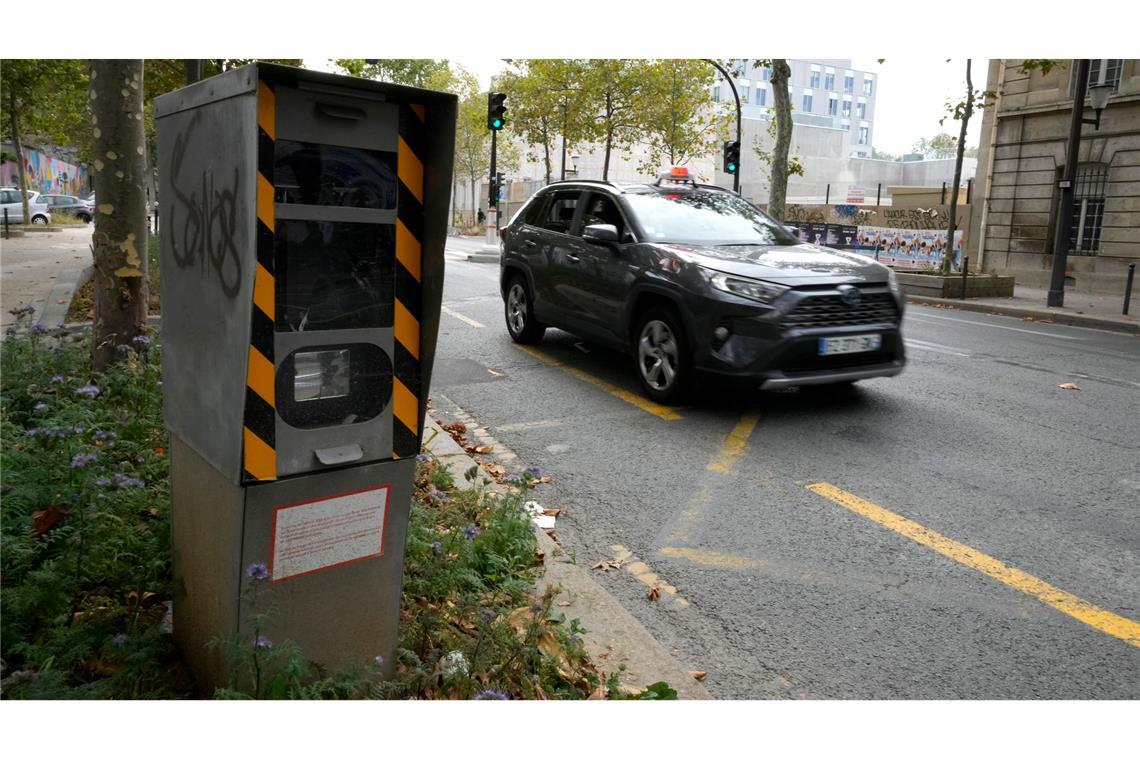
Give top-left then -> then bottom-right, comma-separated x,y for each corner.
624,190 -> 799,246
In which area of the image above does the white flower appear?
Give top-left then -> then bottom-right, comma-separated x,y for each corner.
441,650 -> 470,678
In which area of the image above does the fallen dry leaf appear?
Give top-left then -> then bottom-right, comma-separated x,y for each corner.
545,530 -> 560,543
32,505 -> 64,538
1023,316 -> 1035,321
486,368 -> 504,377
647,585 -> 661,602
588,683 -> 607,700
542,508 -> 561,517
690,670 -> 708,682
557,601 -> 571,607
1059,383 -> 1081,390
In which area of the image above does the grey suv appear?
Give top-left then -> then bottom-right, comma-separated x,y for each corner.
499,176 -> 906,403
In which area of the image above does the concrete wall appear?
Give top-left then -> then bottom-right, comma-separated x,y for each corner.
974,59 -> 1140,295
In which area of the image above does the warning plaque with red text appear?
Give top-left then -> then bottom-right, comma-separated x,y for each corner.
269,485 -> 390,582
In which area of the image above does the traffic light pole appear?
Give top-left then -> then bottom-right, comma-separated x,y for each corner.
1047,58 -> 1090,308
705,59 -> 742,193
489,128 -> 498,212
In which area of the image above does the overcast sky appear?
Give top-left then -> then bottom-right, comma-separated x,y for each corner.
445,56 -> 987,158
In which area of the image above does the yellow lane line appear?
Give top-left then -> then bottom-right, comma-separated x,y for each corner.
807,482 -> 1140,648
442,306 -> 484,329
514,345 -> 681,421
707,410 -> 761,474
659,546 -> 767,571
610,545 -> 688,607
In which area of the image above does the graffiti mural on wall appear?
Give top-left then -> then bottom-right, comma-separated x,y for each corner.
0,147 -> 91,196
771,203 -> 971,271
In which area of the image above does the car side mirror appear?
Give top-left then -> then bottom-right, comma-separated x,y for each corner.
582,223 -> 620,245
783,225 -> 801,239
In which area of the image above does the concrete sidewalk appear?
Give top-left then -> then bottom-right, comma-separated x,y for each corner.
422,415 -> 711,700
906,283 -> 1139,335
1,226 -> 93,331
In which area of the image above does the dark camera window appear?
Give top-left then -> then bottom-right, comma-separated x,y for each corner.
274,139 -> 397,209
275,220 -> 394,332
276,343 -> 392,429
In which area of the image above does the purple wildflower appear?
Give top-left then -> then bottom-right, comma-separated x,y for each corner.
524,465 -> 546,479
480,609 -> 496,624
33,402 -> 47,412
431,491 -> 449,504
463,524 -> 479,541
416,453 -> 430,462
246,562 -> 270,581
70,453 -> 98,469
111,633 -> 129,647
5,327 -> 16,337
75,384 -> 101,398
107,474 -> 145,489
429,541 -> 442,553
95,477 -> 111,488
132,334 -> 151,346
92,430 -> 116,442
8,304 -> 35,318
50,375 -> 65,384
254,635 -> 273,650
473,689 -> 510,700
29,324 -> 47,335
373,655 -> 385,666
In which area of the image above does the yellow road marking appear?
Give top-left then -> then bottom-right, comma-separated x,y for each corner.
659,546 -> 767,571
707,410 -> 761,474
610,545 -> 689,607
807,482 -> 1140,648
515,345 -> 681,421
442,306 -> 484,328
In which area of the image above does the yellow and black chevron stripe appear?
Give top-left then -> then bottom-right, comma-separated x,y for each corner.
392,102 -> 426,458
243,79 -> 277,482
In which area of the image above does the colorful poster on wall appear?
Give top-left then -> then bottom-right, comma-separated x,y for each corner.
854,226 -> 964,271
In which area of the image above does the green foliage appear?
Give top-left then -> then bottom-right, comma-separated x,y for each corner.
500,60 -> 594,183
332,59 -> 453,90
911,133 -> 960,159
638,60 -> 729,175
0,313 -> 187,698
1,59 -> 90,162
871,146 -> 900,161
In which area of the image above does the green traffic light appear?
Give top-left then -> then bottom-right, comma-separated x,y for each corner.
493,119 -> 503,129
728,163 -> 736,172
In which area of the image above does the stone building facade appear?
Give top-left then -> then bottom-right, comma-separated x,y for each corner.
970,59 -> 1140,295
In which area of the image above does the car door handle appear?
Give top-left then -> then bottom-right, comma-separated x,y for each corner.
566,253 -> 580,263
523,240 -> 537,248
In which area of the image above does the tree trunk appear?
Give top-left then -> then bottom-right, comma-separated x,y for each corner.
942,59 -> 974,276
541,116 -> 552,185
602,94 -> 613,181
89,60 -> 149,371
470,175 -> 477,226
8,88 -> 30,225
769,59 -> 793,221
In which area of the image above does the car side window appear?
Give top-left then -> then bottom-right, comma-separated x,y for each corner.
534,191 -> 581,236
581,193 -> 633,242
522,194 -> 549,227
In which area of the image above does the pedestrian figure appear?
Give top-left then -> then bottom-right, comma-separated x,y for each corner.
477,208 -> 485,225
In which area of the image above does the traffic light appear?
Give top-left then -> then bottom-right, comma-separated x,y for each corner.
723,140 -> 740,174
487,92 -> 507,130
489,172 -> 506,207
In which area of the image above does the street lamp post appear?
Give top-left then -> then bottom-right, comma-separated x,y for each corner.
1047,60 -> 1113,307
704,59 -> 742,193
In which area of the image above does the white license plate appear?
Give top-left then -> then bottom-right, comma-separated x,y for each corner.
818,334 -> 882,356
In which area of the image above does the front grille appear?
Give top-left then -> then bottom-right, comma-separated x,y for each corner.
780,290 -> 900,329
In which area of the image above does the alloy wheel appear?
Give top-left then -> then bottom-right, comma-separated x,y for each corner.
638,319 -> 679,391
507,283 -> 527,335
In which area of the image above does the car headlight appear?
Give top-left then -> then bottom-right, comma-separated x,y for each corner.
887,267 -> 900,296
702,268 -> 789,304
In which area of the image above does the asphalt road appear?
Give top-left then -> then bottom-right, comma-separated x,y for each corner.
431,239 -> 1140,699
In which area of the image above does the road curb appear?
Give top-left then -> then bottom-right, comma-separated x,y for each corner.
465,253 -> 500,264
423,416 -> 713,700
39,264 -> 94,328
906,295 -> 1140,336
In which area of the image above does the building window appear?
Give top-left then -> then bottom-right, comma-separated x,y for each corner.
810,70 -> 820,88
841,120 -> 851,131
1069,163 -> 1108,255
1069,59 -> 1123,95
802,93 -> 813,112
842,99 -> 851,118
824,72 -> 835,90
828,96 -> 837,115
760,67 -> 770,82
712,85 -> 720,102
858,127 -> 869,145
757,87 -> 766,106
844,74 -> 854,93
739,84 -> 750,103
863,78 -> 874,96
857,101 -> 866,119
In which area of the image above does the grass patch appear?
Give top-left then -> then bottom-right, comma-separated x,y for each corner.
66,233 -> 161,323
49,212 -> 90,226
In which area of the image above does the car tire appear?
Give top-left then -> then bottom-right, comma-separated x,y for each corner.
79,213 -> 92,223
31,215 -> 48,225
633,305 -> 692,405
504,275 -> 545,344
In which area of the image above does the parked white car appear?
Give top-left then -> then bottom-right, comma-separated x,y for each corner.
0,188 -> 52,225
